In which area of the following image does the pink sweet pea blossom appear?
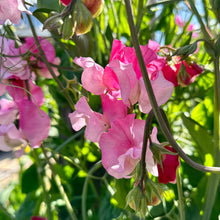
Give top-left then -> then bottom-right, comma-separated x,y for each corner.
18,100 -> 50,148
7,79 -> 45,106
20,37 -> 60,79
73,57 -> 106,95
69,94 -> 127,142
0,37 -> 31,80
0,0 -> 31,25
175,15 -> 185,28
157,146 -> 180,184
0,99 -> 18,125
0,123 -> 27,152
99,114 -> 158,179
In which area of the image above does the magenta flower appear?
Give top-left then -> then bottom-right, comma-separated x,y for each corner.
175,15 -> 185,28
0,37 -> 31,80
0,0 -> 31,25
20,37 -> 60,79
31,216 -> 47,220
162,60 -> 203,87
157,146 -> 180,184
69,94 -> 127,142
0,99 -> 18,125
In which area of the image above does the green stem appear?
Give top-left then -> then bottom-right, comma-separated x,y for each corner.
140,110 -> 154,187
82,161 -> 102,220
0,203 -> 16,220
187,0 -> 212,41
124,0 -> 220,173
41,145 -> 78,220
135,0 -> 144,34
202,55 -> 220,220
26,15 -> 75,111
32,149 -> 53,220
176,168 -> 185,220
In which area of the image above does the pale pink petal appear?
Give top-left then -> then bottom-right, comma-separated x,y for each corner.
18,100 -> 50,148
0,99 -> 18,125
109,59 -> 138,105
69,112 -> 87,131
0,0 -> 20,25
17,0 -> 32,15
0,124 -> 26,151
0,81 -> 7,95
74,57 -> 106,95
139,71 -> 174,113
99,114 -> 142,179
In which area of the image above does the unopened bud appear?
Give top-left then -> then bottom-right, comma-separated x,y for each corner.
177,63 -> 191,87
62,14 -> 75,39
74,0 -> 93,35
82,0 -> 104,18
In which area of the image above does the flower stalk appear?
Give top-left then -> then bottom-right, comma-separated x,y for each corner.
124,0 -> 220,173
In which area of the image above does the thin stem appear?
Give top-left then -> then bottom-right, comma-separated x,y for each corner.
26,14 -> 75,111
176,168 -> 185,220
124,0 -> 220,173
32,149 -> 53,220
202,55 -> 220,220
135,0 -> 144,34
146,0 -> 181,9
82,161 -> 102,220
187,0 -> 212,41
0,202 -> 16,220
140,110 -> 154,186
41,144 -> 78,220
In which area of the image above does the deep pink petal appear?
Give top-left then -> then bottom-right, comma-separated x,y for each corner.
101,93 -> 127,123
18,100 -> 50,148
157,146 -> 180,184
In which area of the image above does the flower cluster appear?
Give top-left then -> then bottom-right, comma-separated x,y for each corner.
69,39 -> 181,183
0,36 -> 60,155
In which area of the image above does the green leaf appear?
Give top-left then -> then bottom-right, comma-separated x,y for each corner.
21,164 -> 39,194
15,192 -> 40,220
181,114 -> 214,160
37,0 -> 60,11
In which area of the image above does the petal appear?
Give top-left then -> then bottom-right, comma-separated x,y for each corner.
139,71 -> 174,113
0,99 -> 18,125
101,93 -> 127,124
74,57 -> 106,95
99,114 -> 142,178
18,100 -> 50,148
109,59 -> 137,105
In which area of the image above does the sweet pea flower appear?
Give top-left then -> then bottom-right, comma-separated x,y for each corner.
7,79 -> 45,106
0,37 -> 31,80
99,114 -> 158,179
20,37 -> 60,79
18,99 -> 50,148
31,216 -> 47,220
157,146 -> 180,184
162,60 -> 203,87
0,0 -> 31,25
0,99 -> 18,125
0,123 -> 27,152
69,94 -> 127,142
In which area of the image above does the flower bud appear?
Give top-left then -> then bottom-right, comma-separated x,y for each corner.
43,13 -> 63,31
62,14 -> 75,39
73,0 -> 93,35
177,63 -> 191,87
82,0 -> 104,18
